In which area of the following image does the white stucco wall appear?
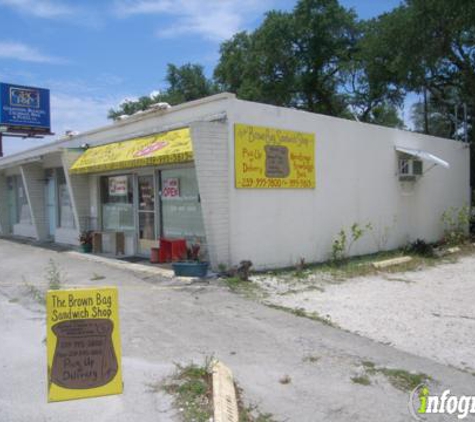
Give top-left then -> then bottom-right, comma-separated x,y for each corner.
225,99 -> 470,269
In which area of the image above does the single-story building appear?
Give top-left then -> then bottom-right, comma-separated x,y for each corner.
0,93 -> 470,269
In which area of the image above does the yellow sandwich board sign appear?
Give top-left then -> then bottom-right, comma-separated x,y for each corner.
234,123 -> 315,189
46,287 -> 122,402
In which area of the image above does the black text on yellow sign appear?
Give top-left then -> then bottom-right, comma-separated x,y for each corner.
46,287 -> 122,402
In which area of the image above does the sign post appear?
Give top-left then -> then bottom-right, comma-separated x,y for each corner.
46,287 -> 123,402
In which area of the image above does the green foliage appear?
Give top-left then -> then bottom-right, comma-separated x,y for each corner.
351,375 -> 371,386
441,206 -> 470,246
162,360 -> 214,422
331,223 -> 373,263
108,63 -> 217,120
215,0 -> 358,117
45,259 -> 64,290
359,360 -> 431,392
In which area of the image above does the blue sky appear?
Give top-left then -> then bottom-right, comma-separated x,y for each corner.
0,0 -> 402,155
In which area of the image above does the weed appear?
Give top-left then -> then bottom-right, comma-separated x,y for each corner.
441,205 -> 470,246
377,368 -> 429,392
265,304 -> 337,328
223,277 -> 264,299
45,259 -> 64,290
359,360 -> 431,392
90,273 -> 106,281
23,276 -> 45,305
8,297 -> 19,303
331,222 -> 373,263
161,359 -> 214,422
302,354 -> 320,363
351,375 -> 371,386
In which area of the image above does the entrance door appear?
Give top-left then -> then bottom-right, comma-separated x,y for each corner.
45,172 -> 56,237
137,175 -> 156,256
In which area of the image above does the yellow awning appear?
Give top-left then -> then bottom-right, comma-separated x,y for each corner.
70,127 -> 193,174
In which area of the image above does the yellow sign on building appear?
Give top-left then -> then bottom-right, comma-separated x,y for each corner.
234,124 -> 315,189
46,287 -> 122,402
70,127 -> 193,174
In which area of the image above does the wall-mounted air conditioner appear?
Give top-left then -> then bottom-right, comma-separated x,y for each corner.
398,157 -> 423,180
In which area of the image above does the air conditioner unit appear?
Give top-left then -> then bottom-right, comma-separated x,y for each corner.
398,158 -> 423,180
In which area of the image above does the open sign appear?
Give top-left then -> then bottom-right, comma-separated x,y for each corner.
162,178 -> 180,198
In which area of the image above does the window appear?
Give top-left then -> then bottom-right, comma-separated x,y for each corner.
161,167 -> 205,243
101,175 -> 134,231
57,169 -> 75,229
15,175 -> 31,224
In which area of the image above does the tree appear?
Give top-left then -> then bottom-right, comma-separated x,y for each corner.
364,0 -> 474,140
215,0 -> 358,117
108,63 -> 217,120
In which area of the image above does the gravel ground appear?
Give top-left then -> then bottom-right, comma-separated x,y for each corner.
253,255 -> 475,373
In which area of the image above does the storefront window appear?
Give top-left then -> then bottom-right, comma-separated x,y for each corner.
161,168 -> 205,242
7,177 -> 17,231
16,175 -> 31,225
57,169 -> 75,229
101,175 -> 134,231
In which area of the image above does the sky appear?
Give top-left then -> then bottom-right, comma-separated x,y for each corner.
0,0 -> 402,155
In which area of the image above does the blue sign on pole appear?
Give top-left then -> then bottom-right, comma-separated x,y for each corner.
0,82 -> 51,132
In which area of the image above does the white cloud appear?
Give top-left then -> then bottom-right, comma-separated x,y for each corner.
0,0 -> 75,18
115,0 -> 279,41
0,41 -> 66,64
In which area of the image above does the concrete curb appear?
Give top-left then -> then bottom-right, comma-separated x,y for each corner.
212,361 -> 239,422
65,251 -> 179,279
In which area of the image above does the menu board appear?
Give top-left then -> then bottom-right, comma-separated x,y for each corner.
234,124 -> 315,189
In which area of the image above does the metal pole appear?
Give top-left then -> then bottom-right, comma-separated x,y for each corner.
0,133 -> 3,157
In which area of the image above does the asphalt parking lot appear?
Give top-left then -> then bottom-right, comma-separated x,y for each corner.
0,239 -> 473,421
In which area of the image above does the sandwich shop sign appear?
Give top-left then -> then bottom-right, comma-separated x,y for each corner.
46,287 -> 122,402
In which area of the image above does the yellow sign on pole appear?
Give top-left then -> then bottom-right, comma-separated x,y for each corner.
46,287 -> 122,402
234,123 -> 316,189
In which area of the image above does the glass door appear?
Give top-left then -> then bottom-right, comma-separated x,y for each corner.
137,175 -> 156,256
44,170 -> 56,237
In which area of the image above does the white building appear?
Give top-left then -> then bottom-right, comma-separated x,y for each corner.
0,93 -> 470,269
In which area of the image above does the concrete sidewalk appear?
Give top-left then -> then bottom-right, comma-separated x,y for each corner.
0,239 -> 473,421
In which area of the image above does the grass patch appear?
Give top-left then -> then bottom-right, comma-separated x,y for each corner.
265,304 -> 337,328
222,277 -> 264,299
8,297 -> 19,303
351,375 -> 371,386
255,244 -> 475,285
359,360 -> 431,392
161,359 -> 214,422
377,368 -> 429,392
161,359 -> 277,422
